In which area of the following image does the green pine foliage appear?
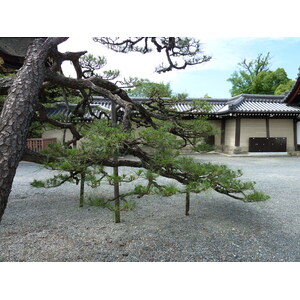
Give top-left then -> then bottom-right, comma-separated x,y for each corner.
2,38 -> 270,224
31,109 -> 269,219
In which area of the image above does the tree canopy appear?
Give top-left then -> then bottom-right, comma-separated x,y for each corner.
93,37 -> 212,73
127,79 -> 173,98
227,52 -> 294,96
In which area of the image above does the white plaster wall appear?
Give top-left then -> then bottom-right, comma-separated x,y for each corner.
269,119 -> 294,151
208,120 -> 222,147
240,118 -> 266,151
297,121 -> 300,145
224,119 -> 236,152
42,129 -> 73,144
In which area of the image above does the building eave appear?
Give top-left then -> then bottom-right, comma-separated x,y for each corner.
284,67 -> 300,105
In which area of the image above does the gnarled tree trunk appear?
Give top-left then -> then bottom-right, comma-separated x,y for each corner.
0,37 -> 67,222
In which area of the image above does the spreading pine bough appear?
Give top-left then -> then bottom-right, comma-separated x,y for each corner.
31,98 -> 269,220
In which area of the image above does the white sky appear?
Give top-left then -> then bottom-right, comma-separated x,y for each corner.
58,37 -> 300,98
4,0 -> 300,98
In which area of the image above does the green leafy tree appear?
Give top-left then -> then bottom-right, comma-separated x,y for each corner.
203,93 -> 212,98
127,79 -> 172,98
274,79 -> 295,95
227,52 -> 294,96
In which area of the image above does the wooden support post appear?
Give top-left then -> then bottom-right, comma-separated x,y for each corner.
113,164 -> 120,223
293,119 -> 298,151
111,100 -> 121,223
221,118 -> 226,151
185,191 -> 190,216
79,172 -> 85,207
235,118 -> 241,147
266,118 -> 270,138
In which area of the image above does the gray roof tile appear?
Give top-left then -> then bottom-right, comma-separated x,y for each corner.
45,94 -> 300,120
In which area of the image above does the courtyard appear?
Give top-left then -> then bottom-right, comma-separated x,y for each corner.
0,154 -> 299,262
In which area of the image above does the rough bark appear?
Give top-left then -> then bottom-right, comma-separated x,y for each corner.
0,75 -> 15,95
0,38 -> 68,222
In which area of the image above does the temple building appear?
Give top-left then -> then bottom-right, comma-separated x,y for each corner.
2,37 -> 300,155
42,83 -> 300,155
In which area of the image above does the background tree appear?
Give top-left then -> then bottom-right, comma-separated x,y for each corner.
274,80 -> 295,95
127,79 -> 173,98
203,93 -> 212,98
227,52 -> 294,96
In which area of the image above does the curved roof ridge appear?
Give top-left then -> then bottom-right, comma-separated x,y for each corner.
228,95 -> 244,109
239,93 -> 284,98
241,94 -> 285,103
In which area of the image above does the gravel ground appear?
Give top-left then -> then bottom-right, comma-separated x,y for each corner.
0,154 -> 299,262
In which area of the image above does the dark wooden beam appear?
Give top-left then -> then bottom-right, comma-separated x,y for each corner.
235,118 -> 241,147
221,118 -> 226,150
266,118 -> 270,138
293,119 -> 298,151
221,118 -> 226,145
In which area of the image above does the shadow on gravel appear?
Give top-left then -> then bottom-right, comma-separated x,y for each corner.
196,200 -> 269,229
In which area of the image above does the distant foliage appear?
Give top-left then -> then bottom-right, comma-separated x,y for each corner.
227,53 -> 294,96
127,79 -> 173,98
203,93 -> 212,98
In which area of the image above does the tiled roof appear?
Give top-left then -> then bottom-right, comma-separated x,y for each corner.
175,98 -> 228,114
46,105 -> 69,117
45,94 -> 300,120
46,103 -> 110,121
219,94 -> 300,115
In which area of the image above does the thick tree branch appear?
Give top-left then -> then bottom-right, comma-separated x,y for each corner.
0,75 -> 15,95
22,148 -> 144,169
36,103 -> 82,145
95,37 -> 212,74
0,37 -> 68,222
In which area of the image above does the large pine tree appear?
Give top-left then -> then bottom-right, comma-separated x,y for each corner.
0,37 -> 268,223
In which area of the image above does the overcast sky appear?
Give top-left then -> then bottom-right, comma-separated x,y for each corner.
5,0 -> 300,99
58,37 -> 300,98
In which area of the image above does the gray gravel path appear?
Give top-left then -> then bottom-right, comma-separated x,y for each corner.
0,154 -> 299,261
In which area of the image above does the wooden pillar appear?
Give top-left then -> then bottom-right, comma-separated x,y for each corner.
235,118 -> 241,147
111,100 -> 121,223
266,118 -> 270,138
221,118 -> 226,151
293,119 -> 298,151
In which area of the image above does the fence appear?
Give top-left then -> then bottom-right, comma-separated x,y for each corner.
249,137 -> 287,152
26,138 -> 57,152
